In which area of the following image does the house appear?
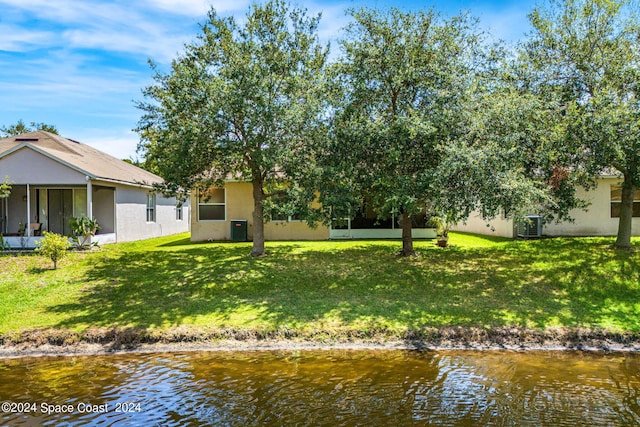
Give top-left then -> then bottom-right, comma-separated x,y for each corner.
0,131 -> 189,248
191,174 -> 639,242
190,181 -> 436,242
452,175 -> 640,238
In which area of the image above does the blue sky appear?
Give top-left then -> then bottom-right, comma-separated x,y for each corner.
0,0 -> 537,160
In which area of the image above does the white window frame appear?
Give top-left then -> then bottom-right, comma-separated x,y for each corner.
147,193 -> 156,223
197,188 -> 226,222
610,185 -> 640,218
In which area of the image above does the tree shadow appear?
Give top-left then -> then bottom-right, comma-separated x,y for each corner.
27,266 -> 53,274
46,237 -> 640,335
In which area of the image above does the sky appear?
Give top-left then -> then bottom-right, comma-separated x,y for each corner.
0,0 -> 538,160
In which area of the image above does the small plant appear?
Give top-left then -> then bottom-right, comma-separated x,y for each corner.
425,216 -> 441,229
36,231 -> 71,269
0,234 -> 10,251
70,217 -> 101,250
429,216 -> 450,247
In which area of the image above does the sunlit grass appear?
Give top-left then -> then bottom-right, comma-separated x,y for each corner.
0,232 -> 638,337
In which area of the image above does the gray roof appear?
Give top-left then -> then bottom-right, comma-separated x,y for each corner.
0,131 -> 163,186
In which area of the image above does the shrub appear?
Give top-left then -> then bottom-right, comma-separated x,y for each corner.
36,232 -> 71,269
0,234 -> 9,251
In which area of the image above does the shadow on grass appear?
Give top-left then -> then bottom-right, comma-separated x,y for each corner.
47,237 -> 640,334
27,266 -> 53,274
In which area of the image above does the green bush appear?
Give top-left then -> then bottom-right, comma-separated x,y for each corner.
36,232 -> 71,269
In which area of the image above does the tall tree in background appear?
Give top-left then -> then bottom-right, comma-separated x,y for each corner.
136,0 -> 328,256
331,8 -> 493,256
0,120 -> 58,137
523,0 -> 640,248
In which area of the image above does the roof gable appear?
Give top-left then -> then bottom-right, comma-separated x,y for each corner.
0,131 -> 163,187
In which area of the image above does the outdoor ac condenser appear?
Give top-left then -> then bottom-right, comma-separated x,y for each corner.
516,215 -> 543,239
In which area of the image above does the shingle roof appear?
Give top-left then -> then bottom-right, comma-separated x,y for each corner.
0,131 -> 163,186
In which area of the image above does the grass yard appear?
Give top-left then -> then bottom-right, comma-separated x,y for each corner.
0,232 -> 639,344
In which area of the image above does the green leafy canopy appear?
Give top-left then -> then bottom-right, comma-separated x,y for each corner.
136,0 -> 329,256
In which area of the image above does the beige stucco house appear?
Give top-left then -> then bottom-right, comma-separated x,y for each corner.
191,182 -> 328,241
453,175 -> 640,238
192,175 -> 638,242
0,131 -> 189,248
190,181 -> 437,242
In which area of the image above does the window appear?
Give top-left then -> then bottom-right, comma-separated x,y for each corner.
176,204 -> 183,221
610,185 -> 640,218
147,193 -> 156,222
198,188 -> 225,221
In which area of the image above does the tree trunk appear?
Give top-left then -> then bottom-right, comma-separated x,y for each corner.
251,179 -> 266,257
398,212 -> 416,257
614,179 -> 634,249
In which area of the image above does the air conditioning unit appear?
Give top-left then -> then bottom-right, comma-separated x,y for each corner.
516,215 -> 542,239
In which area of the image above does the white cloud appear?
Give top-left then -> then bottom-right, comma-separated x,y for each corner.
76,130 -> 141,160
0,0 -> 198,61
0,24 -> 56,51
143,0 -> 249,16
479,7 -> 532,44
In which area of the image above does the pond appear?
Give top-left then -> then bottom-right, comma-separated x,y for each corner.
1,350 -> 638,426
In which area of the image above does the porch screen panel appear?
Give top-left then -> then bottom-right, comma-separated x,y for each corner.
74,189 -> 87,219
38,190 -> 48,231
48,189 -> 73,235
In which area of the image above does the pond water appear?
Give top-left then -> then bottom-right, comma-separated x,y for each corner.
0,350 -> 638,426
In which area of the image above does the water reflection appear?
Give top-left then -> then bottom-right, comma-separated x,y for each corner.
0,350 -> 638,426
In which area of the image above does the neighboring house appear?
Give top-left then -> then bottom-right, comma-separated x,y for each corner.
0,131 -> 189,248
190,181 -> 437,242
453,175 -> 640,238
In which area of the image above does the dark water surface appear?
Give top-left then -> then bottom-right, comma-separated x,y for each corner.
0,349 -> 639,426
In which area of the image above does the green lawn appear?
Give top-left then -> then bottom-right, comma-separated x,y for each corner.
1,232 -> 639,342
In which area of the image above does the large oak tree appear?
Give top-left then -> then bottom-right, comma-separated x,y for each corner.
330,8 -> 486,256
329,8 -> 554,255
523,0 -> 640,248
136,0 -> 328,256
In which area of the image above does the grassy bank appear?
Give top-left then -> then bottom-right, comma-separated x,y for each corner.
1,233 -> 639,349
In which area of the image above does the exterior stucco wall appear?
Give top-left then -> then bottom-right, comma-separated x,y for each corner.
452,212 -> 515,238
265,221 -> 329,240
453,178 -> 639,238
543,177 -> 640,236
114,184 -> 190,242
0,147 -> 86,184
191,182 -> 329,242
